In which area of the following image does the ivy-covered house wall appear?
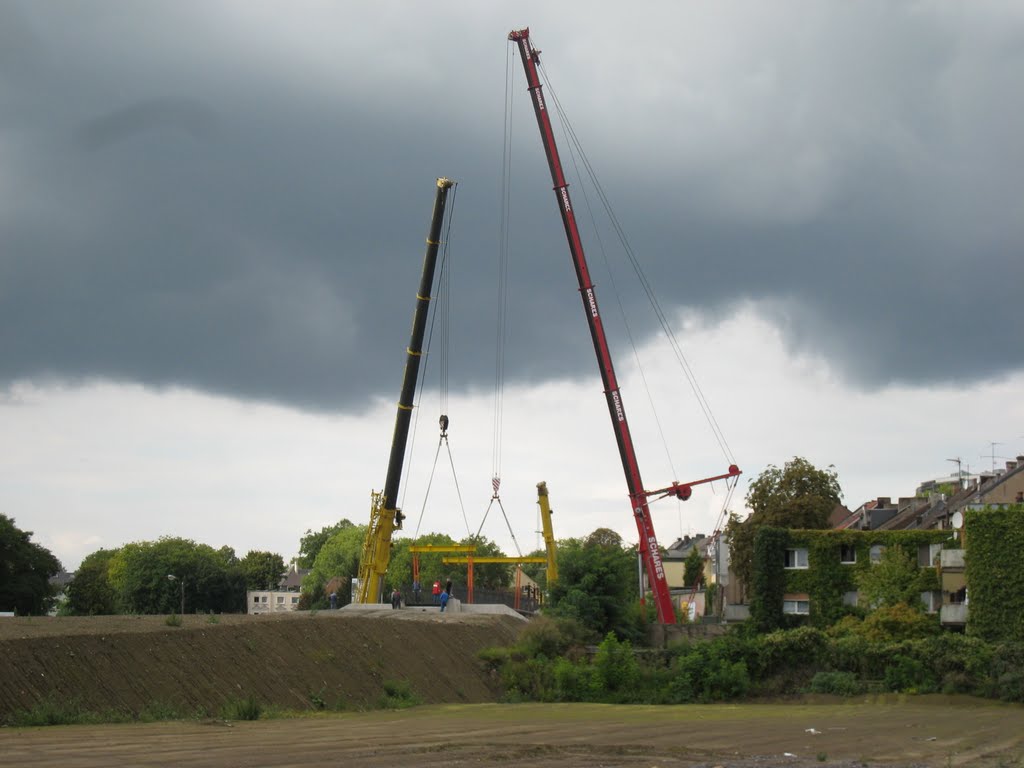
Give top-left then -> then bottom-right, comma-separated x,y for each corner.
964,506 -> 1024,643
750,528 -> 949,631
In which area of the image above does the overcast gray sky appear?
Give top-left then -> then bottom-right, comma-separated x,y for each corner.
2,2 -> 1023,570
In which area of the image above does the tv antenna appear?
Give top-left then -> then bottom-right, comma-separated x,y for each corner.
981,441 -> 1009,473
946,457 -> 964,480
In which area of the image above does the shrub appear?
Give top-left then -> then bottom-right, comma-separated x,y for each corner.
859,603 -> 939,642
883,653 -> 936,693
592,633 -> 640,699
164,614 -> 183,627
7,696 -> 94,727
809,671 -> 862,696
551,657 -> 595,701
985,642 -> 1024,702
826,615 -> 864,638
516,615 -> 590,659
138,700 -> 185,722
221,696 -> 262,721
925,633 -> 992,689
501,657 -> 556,702
757,626 -> 827,677
477,646 -> 511,672
379,679 -> 422,709
668,644 -> 750,703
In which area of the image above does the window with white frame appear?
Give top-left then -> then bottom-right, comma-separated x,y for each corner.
839,544 -> 856,564
783,598 -> 810,615
869,544 -> 885,564
842,591 -> 859,607
277,596 -> 284,604
784,548 -> 809,569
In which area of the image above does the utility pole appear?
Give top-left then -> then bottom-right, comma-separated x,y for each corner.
167,574 -> 184,619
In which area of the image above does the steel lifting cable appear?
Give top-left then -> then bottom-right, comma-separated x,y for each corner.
492,44 -> 514,487
467,44 -> 527,559
539,56 -> 738,472
471,44 -> 523,559
543,68 -> 679,489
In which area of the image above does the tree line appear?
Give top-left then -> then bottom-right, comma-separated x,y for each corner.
7,455 -> 845,621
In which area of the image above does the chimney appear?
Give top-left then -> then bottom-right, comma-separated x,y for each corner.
1007,460 -> 1018,472
877,497 -> 892,508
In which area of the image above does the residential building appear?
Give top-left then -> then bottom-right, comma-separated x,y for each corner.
662,534 -> 707,590
246,563 -> 310,614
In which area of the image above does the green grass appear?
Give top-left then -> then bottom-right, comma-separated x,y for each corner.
378,680 -> 422,710
220,696 -> 262,721
6,696 -> 128,727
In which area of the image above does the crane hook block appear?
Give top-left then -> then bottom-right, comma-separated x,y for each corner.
439,414 -> 449,436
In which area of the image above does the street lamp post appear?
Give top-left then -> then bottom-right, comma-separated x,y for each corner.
167,574 -> 185,619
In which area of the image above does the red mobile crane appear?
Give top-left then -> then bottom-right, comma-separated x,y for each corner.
509,29 -> 740,624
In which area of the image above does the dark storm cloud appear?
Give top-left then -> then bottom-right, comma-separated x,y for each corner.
75,99 -> 218,152
1,3 -> 1022,411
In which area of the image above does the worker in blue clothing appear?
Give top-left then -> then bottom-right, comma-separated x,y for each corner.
439,589 -> 449,613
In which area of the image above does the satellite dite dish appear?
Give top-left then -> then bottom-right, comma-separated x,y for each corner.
951,511 -> 964,530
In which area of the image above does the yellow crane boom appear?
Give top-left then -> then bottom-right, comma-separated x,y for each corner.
537,481 -> 558,588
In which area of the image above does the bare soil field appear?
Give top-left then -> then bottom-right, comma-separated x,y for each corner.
3,699 -> 1023,767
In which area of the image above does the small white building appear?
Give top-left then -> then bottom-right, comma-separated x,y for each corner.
246,563 -> 310,614
247,590 -> 301,614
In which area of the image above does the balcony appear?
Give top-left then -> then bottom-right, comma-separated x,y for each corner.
940,549 -> 965,570
940,603 -> 969,625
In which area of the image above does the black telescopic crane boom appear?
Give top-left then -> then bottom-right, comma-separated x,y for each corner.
356,177 -> 455,604
383,177 -> 454,511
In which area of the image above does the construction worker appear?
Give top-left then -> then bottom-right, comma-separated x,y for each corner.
432,579 -> 441,605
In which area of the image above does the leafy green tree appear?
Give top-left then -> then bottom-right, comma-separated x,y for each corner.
520,548 -> 549,591
684,546 -> 704,587
305,524 -> 367,606
107,537 -> 244,614
384,531 -> 517,597
64,548 -> 119,615
547,528 -> 640,641
855,544 -> 924,610
0,515 -> 62,615
296,519 -> 356,568
239,550 -> 286,591
727,457 -> 842,595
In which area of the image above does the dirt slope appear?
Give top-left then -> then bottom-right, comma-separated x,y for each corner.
0,610 -> 524,719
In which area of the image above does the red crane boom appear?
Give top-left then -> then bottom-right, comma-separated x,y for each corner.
508,28 -> 678,622
508,28 -> 740,624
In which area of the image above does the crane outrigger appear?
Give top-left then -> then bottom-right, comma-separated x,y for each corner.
508,29 -> 740,623
355,177 -> 455,605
